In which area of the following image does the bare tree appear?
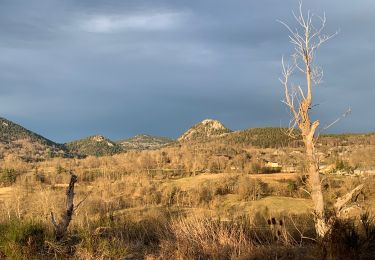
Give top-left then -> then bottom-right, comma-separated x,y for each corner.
279,2 -> 363,238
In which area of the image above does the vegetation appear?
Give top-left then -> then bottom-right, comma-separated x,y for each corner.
224,127 -> 302,148
0,117 -> 68,161
0,121 -> 374,258
0,0 -> 373,258
117,134 -> 175,150
278,2 -> 366,237
0,168 -> 18,186
178,119 -> 232,142
0,220 -> 50,259
65,135 -> 123,157
0,162 -> 374,258
0,117 -> 57,147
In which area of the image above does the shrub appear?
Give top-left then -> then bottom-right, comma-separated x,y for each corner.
34,172 -> 46,183
250,162 -> 262,174
273,178 -> 309,198
321,213 -> 375,259
213,176 -> 238,196
237,177 -> 269,201
55,164 -> 65,174
140,184 -> 162,205
0,168 -> 18,186
198,185 -> 213,205
334,159 -> 354,173
161,186 -> 181,206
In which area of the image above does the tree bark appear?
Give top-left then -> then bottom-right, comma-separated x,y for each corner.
305,137 -> 329,237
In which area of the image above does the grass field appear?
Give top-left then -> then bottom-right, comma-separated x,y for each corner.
0,167 -> 374,259
0,187 -> 12,200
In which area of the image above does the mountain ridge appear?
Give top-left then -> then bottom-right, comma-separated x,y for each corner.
1,116 -> 374,158
0,117 -> 69,160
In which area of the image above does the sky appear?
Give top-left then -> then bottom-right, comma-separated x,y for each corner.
0,0 -> 374,143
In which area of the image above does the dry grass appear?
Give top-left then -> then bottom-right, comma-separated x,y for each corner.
0,186 -> 12,200
161,216 -> 255,259
0,143 -> 374,258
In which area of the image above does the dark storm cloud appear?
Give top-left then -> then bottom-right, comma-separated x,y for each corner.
0,0 -> 374,142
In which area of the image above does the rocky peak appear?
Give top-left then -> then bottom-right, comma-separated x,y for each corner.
178,119 -> 232,142
91,135 -> 106,142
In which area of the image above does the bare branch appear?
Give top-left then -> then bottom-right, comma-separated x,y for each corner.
334,184 -> 365,213
321,107 -> 351,131
288,215 -> 317,244
50,212 -> 58,229
299,187 -> 311,196
74,191 -> 91,212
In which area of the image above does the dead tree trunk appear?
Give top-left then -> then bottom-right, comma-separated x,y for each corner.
51,174 -> 77,241
305,129 -> 329,237
279,3 -> 363,238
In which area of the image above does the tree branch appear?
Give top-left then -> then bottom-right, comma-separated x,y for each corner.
334,184 -> 364,213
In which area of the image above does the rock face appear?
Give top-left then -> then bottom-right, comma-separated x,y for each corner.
178,119 -> 232,142
92,135 -> 106,142
118,134 -> 174,150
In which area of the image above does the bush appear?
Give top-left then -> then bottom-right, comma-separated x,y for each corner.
161,186 -> 181,206
34,172 -> 46,183
334,159 -> 354,173
213,176 -> 238,196
250,162 -> 262,174
198,186 -> 213,205
322,213 -> 375,259
55,164 -> 65,174
237,177 -> 269,201
270,178 -> 309,198
140,184 -> 162,205
0,168 -> 18,186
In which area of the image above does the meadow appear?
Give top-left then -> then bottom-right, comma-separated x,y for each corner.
1,143 -> 375,259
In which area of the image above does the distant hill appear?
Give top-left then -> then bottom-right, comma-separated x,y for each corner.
0,117 -> 68,161
1,116 -> 374,158
220,127 -> 302,148
319,132 -> 375,146
218,127 -> 375,148
178,119 -> 232,142
65,135 -> 122,157
117,134 -> 175,150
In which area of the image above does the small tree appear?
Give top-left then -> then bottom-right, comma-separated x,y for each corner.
280,2 -> 363,238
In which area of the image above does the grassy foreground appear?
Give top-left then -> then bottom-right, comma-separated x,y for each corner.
0,148 -> 374,259
0,167 -> 375,259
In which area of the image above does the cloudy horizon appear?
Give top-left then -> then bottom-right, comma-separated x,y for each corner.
0,0 -> 374,143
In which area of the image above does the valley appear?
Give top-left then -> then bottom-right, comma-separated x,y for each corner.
0,117 -> 374,258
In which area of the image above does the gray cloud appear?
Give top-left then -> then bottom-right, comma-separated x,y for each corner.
0,0 -> 373,142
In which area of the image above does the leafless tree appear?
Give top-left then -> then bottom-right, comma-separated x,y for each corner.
279,2 -> 363,238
